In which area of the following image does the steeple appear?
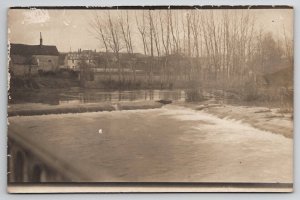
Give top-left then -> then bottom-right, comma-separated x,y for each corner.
40,32 -> 43,46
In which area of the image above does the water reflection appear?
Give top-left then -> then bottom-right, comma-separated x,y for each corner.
59,90 -> 186,105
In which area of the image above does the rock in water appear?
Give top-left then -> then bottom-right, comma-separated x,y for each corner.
156,99 -> 172,104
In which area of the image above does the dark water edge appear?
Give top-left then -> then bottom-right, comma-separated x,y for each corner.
7,102 -> 164,117
9,87 -> 292,113
9,88 -> 186,105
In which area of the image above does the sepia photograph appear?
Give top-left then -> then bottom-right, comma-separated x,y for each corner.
7,6 -> 293,193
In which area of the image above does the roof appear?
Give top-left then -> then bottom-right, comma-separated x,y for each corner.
10,55 -> 38,65
10,43 -> 59,56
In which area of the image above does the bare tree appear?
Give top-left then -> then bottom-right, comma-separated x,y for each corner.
90,12 -> 112,81
152,11 -> 163,87
119,11 -> 136,83
148,10 -> 155,85
283,24 -> 293,67
136,10 -> 151,84
191,10 -> 202,81
107,11 -> 124,83
158,10 -> 171,85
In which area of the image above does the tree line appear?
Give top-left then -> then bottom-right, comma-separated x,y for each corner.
89,9 -> 293,90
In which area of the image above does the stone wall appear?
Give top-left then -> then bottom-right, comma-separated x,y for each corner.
7,137 -> 68,183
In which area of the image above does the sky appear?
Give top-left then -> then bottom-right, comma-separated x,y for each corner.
8,8 -> 293,53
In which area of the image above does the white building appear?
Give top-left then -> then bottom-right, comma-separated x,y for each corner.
66,49 -> 98,71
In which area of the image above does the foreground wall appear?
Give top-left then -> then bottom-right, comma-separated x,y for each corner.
7,136 -> 68,183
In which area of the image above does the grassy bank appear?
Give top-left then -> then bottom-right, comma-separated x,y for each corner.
185,85 -> 293,113
9,72 -> 80,104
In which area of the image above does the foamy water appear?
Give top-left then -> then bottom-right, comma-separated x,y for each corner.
9,105 -> 293,182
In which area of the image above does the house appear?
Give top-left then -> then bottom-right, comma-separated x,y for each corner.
66,49 -> 98,71
10,33 -> 59,76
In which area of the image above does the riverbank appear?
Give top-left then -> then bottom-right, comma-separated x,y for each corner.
8,101 -> 163,116
173,101 -> 293,138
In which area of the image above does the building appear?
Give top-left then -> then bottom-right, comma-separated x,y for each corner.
10,33 -> 59,76
66,49 -> 98,71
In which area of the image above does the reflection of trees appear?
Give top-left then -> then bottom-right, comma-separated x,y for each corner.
79,59 -> 94,86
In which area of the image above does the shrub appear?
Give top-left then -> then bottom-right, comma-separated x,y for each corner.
242,82 -> 258,101
186,88 -> 204,102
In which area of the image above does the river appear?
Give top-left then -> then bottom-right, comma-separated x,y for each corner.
8,104 -> 293,183
59,89 -> 186,104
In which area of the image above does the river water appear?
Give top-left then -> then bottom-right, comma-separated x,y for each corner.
58,89 -> 186,104
9,105 -> 293,183
11,88 -> 187,105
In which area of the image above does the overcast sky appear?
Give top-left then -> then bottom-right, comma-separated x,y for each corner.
8,8 -> 293,53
